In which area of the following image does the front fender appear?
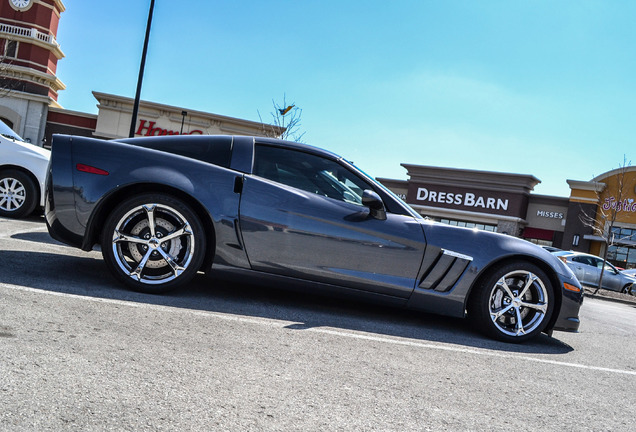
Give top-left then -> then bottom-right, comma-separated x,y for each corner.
407,221 -> 578,318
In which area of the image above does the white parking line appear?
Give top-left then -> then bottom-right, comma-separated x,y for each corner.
4,282 -> 636,377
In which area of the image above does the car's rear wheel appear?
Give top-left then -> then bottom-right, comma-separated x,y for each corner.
0,169 -> 38,218
100,194 -> 205,293
469,261 -> 554,343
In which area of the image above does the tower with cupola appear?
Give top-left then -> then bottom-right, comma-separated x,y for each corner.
0,0 -> 65,145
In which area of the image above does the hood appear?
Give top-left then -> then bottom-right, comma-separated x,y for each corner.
1,136 -> 51,160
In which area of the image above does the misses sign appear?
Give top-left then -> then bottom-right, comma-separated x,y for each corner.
406,183 -> 527,217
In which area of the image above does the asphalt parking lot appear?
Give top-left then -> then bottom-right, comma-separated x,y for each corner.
1,215 -> 635,431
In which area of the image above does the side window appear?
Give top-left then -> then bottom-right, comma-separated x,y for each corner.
253,145 -> 371,205
572,256 -> 583,264
604,262 -> 616,273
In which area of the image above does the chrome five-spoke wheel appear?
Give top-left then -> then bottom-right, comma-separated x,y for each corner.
101,194 -> 205,293
488,270 -> 548,337
470,261 -> 554,342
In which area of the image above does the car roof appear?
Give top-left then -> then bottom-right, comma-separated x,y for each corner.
553,251 -> 596,258
253,136 -> 344,160
116,135 -> 346,162
552,250 -> 575,256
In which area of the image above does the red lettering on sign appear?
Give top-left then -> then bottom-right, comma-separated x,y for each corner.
135,119 -> 204,137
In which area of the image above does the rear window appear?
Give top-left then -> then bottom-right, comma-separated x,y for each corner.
120,136 -> 233,168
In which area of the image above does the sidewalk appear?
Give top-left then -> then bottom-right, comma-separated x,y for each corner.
583,286 -> 636,305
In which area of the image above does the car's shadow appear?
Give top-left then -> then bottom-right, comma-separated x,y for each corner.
11,231 -> 67,246
0,249 -> 574,354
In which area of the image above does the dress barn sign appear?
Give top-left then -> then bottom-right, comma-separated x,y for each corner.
406,183 -> 528,217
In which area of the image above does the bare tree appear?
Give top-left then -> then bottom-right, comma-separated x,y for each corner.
579,156 -> 634,294
0,38 -> 17,98
258,95 -> 306,142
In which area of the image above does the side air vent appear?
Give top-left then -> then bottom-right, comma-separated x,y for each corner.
418,248 -> 473,292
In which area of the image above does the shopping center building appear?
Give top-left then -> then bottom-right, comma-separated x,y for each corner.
378,165 -> 567,243
378,165 -> 636,269
2,0 -> 635,270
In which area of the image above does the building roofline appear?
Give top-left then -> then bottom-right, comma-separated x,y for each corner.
400,163 -> 541,193
591,166 -> 636,183
92,91 -> 285,135
48,106 -> 98,119
566,179 -> 606,192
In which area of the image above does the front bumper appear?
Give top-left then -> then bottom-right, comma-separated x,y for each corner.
551,274 -> 584,333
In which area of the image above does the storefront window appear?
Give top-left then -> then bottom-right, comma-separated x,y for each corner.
437,218 -> 497,232
527,239 -> 553,247
628,249 -> 636,269
607,226 -> 636,269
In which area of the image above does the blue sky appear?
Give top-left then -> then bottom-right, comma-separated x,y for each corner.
55,1 -> 636,197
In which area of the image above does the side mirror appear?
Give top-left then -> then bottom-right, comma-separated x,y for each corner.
362,189 -> 386,220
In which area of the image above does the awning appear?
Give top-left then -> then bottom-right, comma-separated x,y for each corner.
522,227 -> 555,241
584,234 -> 636,247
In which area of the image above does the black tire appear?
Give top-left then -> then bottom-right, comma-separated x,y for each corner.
100,194 -> 206,294
0,169 -> 38,218
469,261 -> 555,343
621,285 -> 633,295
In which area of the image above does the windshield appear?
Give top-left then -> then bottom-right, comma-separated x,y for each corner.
339,158 -> 422,219
0,121 -> 24,142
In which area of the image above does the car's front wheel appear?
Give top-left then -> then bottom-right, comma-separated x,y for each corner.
100,194 -> 206,293
0,169 -> 38,218
469,261 -> 554,343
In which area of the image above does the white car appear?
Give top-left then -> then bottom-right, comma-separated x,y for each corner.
0,122 -> 50,218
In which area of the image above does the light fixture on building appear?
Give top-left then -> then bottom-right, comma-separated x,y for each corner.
573,234 -> 580,247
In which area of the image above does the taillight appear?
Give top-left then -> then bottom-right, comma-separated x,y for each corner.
76,163 -> 109,176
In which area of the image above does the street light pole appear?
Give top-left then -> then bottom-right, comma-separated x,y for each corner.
180,111 -> 187,134
129,0 -> 155,138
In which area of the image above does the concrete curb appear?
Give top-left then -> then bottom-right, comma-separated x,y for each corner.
583,287 -> 636,306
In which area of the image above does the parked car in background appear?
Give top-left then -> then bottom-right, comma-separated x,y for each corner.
621,269 -> 636,294
621,268 -> 636,277
45,134 -> 584,343
553,251 -> 636,293
0,122 -> 50,218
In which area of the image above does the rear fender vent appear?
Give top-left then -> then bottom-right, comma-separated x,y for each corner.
419,248 -> 473,292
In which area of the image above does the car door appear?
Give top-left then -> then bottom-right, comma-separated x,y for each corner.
569,256 -> 589,284
582,256 -> 620,291
237,144 -> 426,299
598,261 -> 621,291
581,256 -> 601,286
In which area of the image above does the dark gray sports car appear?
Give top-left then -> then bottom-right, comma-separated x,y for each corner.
45,134 -> 583,342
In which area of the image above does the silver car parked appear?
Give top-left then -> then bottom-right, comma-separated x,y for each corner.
554,251 -> 635,293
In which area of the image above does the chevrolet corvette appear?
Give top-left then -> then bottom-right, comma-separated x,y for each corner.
45,134 -> 584,342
